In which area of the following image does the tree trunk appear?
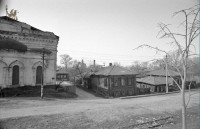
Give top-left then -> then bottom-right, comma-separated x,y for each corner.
181,79 -> 187,129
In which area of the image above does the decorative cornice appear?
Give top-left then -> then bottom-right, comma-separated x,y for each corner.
0,32 -> 56,43
0,30 -> 58,40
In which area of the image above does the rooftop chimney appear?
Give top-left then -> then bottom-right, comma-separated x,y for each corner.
93,60 -> 96,66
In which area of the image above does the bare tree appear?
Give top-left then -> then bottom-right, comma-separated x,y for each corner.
130,61 -> 149,74
60,54 -> 72,70
148,59 -> 166,70
134,5 -> 199,129
159,5 -> 199,129
73,60 -> 87,85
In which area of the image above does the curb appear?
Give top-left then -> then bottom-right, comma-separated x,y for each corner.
120,89 -> 199,99
120,91 -> 180,99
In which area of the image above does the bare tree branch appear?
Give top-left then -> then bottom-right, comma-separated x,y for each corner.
190,30 -> 200,42
133,44 -> 168,54
186,79 -> 193,107
167,72 -> 181,90
158,23 -> 184,53
188,8 -> 200,47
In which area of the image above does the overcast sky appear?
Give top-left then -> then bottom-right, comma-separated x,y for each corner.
0,0 -> 199,66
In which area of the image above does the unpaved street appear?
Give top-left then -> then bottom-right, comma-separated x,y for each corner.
0,91 -> 199,129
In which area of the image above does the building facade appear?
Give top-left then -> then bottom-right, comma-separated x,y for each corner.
0,16 -> 59,88
56,68 -> 69,81
136,68 -> 181,93
86,65 -> 138,97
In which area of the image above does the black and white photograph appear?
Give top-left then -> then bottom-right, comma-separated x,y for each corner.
0,0 -> 199,129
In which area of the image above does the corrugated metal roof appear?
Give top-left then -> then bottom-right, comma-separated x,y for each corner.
137,76 -> 173,85
146,68 -> 180,77
94,66 -> 138,76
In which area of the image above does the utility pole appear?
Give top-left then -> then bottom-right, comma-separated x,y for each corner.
132,44 -> 169,93
41,48 -> 45,99
165,54 -> 168,93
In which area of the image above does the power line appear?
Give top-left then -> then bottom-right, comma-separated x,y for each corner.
57,52 -> 164,59
57,49 -> 165,66
58,48 -> 164,58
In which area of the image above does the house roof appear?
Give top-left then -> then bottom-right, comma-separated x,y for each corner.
83,71 -> 95,78
146,68 -> 180,77
137,76 -> 173,86
94,66 -> 138,76
56,68 -> 68,74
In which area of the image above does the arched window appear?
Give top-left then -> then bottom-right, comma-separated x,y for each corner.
12,65 -> 19,85
36,66 -> 42,84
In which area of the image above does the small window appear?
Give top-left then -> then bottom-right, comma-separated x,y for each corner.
137,84 -> 141,88
128,78 -> 132,85
108,78 -> 110,86
121,78 -> 125,86
114,78 -> 118,86
111,78 -> 114,86
125,77 -> 128,85
104,78 -> 107,87
63,75 -> 66,78
118,78 -> 121,86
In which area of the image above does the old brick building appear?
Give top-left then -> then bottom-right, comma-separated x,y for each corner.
0,16 -> 59,88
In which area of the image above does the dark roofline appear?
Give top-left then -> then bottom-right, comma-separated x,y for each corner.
94,65 -> 138,76
0,16 -> 59,39
137,81 -> 164,86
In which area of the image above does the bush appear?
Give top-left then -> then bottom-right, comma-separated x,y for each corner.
137,88 -> 150,95
0,85 -> 77,98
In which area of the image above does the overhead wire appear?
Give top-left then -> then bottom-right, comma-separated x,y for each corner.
57,48 -> 165,66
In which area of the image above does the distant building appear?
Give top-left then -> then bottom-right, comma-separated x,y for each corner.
146,68 -> 180,77
56,68 -> 69,81
136,68 -> 180,93
137,76 -> 174,92
86,64 -> 138,97
0,16 -> 59,88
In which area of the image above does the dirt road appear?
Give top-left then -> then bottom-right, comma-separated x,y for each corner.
0,91 -> 199,120
75,86 -> 100,99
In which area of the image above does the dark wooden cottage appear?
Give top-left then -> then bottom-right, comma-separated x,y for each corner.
88,65 -> 138,97
56,68 -> 69,81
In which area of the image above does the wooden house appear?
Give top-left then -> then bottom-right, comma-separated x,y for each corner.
88,64 -> 138,97
56,68 -> 69,81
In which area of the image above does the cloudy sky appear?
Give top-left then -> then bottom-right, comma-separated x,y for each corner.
0,0 -> 198,66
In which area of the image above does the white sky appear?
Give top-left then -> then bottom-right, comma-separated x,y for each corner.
0,0 -> 199,66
